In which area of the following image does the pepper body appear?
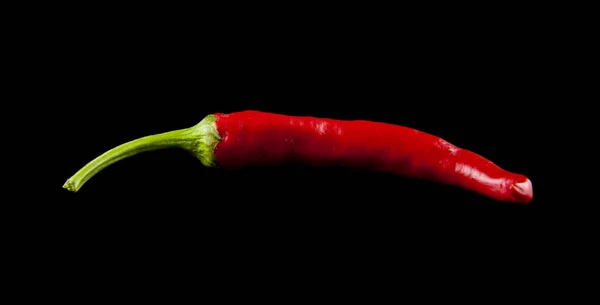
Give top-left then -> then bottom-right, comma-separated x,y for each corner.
213,111 -> 532,203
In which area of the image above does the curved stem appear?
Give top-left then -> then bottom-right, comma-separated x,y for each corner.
63,128 -> 196,192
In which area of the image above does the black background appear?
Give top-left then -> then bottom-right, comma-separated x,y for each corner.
23,5 -> 579,292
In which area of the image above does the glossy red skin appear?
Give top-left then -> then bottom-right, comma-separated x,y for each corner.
213,111 -> 532,204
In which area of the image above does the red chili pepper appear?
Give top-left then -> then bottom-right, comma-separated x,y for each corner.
64,110 -> 533,204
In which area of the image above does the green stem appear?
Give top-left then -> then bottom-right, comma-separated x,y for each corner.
63,114 -> 220,193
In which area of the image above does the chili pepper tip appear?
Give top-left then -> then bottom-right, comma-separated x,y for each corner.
510,178 -> 533,204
